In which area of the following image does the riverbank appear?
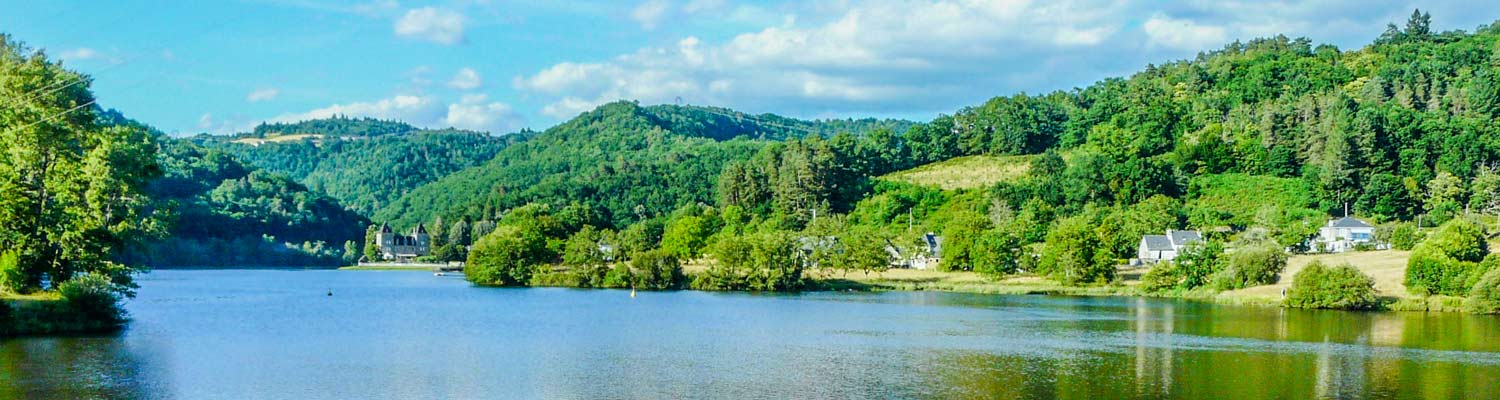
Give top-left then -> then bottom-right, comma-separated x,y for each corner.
0,292 -> 123,336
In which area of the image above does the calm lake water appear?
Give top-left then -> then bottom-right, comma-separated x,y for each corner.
4,270 -> 1500,399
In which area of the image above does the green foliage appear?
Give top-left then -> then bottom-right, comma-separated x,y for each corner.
660,205 -> 721,260
58,273 -> 126,322
1038,216 -> 1115,285
1140,262 -> 1185,293
972,227 -> 1023,278
1390,222 -> 1423,250
693,231 -> 804,291
1173,240 -> 1226,289
1284,261 -> 1379,310
465,224 -> 549,286
1464,261 -> 1500,314
831,227 -> 894,277
937,209 -> 991,271
1406,219 -> 1489,296
0,250 -> 21,294
203,126 -> 513,216
379,102 -> 899,230
630,249 -> 683,290
0,36 -> 162,292
115,140 -> 367,267
1211,241 -> 1289,291
248,116 -> 417,138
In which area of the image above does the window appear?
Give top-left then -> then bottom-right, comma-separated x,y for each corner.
1352,232 -> 1371,241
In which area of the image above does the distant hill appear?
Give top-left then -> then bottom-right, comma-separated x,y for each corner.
248,116 -> 417,138
376,101 -> 912,228
196,121 -> 522,216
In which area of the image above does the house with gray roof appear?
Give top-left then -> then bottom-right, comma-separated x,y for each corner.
1309,216 -> 1377,253
1137,229 -> 1203,264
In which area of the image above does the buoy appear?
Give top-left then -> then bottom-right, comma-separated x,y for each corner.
327,289 -> 333,297
630,288 -> 636,298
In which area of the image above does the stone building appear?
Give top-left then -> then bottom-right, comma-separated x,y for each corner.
375,222 -> 430,262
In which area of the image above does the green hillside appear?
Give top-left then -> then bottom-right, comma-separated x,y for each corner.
197,125 -> 519,216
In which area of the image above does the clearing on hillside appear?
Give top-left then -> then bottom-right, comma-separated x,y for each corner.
1221,250 -> 1412,300
879,155 -> 1033,190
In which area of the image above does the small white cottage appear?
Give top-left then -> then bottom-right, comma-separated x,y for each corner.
1309,217 -> 1376,253
1137,230 -> 1202,264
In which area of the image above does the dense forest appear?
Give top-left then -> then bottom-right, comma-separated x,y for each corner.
375,102 -> 910,228
197,126 -> 519,216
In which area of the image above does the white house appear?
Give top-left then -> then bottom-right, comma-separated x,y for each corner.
1309,217 -> 1376,253
1137,229 -> 1202,264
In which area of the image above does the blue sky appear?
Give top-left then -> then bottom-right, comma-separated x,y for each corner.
4,0 -> 1499,136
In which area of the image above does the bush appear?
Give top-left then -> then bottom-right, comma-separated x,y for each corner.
1284,261 -> 1379,310
0,250 -> 23,294
1140,262 -> 1184,293
630,250 -> 683,290
1389,222 -> 1422,251
1465,266 -> 1500,314
692,232 -> 803,291
465,225 -> 550,286
1038,216 -> 1115,285
1211,242 -> 1288,291
1405,219 -> 1488,296
59,273 -> 126,322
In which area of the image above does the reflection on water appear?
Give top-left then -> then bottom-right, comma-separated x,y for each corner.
3,270 -> 1500,399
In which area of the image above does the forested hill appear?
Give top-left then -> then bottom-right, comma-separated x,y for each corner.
375,101 -> 911,228
195,123 -> 522,216
248,116 -> 417,137
88,111 -> 370,267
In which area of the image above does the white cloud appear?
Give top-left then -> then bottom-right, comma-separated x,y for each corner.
516,0 -> 1130,117
540,97 -> 605,119
512,0 -> 1500,122
266,94 -> 522,134
445,94 -> 524,132
632,0 -> 671,30
395,7 -> 466,44
1143,13 -> 1229,50
448,68 -> 483,90
198,113 -> 214,130
59,48 -> 100,61
271,95 -> 445,125
246,88 -> 281,102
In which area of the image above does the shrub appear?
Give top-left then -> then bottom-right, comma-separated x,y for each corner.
1405,219 -> 1488,296
465,225 -> 550,286
1038,216 -> 1115,285
1211,242 -> 1288,291
59,273 -> 125,322
1284,261 -> 1379,310
601,263 -> 632,288
692,232 -> 803,291
630,250 -> 683,290
1389,222 -> 1422,251
1140,262 -> 1184,293
0,250 -> 23,294
1465,266 -> 1500,314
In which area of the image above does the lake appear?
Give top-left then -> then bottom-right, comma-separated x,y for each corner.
3,269 -> 1500,399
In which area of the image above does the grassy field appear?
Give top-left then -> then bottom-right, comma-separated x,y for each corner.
1222,250 -> 1412,301
878,155 -> 1034,190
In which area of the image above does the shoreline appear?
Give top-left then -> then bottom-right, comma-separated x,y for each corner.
343,254 -> 1472,314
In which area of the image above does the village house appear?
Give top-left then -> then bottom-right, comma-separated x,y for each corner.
1137,229 -> 1203,264
375,222 -> 431,262
1308,216 -> 1377,253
